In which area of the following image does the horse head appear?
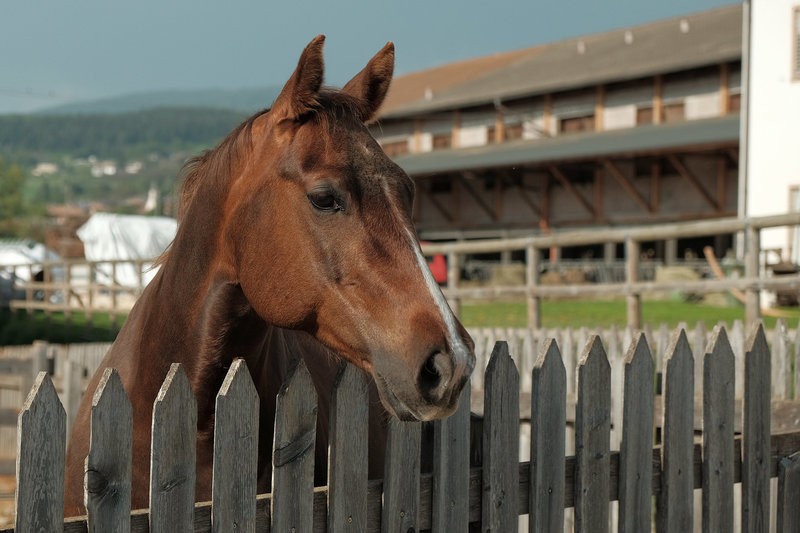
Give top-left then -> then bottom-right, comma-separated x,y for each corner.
216,36 -> 474,421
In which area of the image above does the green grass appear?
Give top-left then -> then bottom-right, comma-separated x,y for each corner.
460,299 -> 800,330
3,299 -> 800,346
0,308 -> 121,346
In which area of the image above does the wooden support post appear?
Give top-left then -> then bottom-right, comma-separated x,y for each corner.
665,238 -> 678,266
625,237 -> 642,330
653,75 -> 663,124
744,225 -> 761,327
447,251 -> 461,318
526,244 -> 541,330
603,242 -> 616,264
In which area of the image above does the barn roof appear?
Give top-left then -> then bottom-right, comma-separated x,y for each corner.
380,4 -> 742,119
392,115 -> 739,177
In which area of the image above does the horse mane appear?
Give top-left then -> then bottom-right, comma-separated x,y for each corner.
155,88 -> 366,267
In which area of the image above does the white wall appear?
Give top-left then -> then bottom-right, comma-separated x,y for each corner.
746,0 -> 800,262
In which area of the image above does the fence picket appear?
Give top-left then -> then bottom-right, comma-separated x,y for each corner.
574,336 -> 610,533
86,368 -> 132,532
212,359 -> 259,533
658,329 -> 694,532
431,379 -> 471,532
482,341 -> 519,532
702,327 -> 735,532
382,417 -> 421,533
150,363 -> 197,533
776,451 -> 800,533
529,338 -> 566,533
742,324 -> 771,533
271,358 -> 317,533
773,319 -> 790,400
328,363 -> 369,533
15,372 -> 66,532
618,333 -> 654,533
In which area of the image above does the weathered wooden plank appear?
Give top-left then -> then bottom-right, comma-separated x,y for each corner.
212,359 -> 259,533
15,372 -> 66,532
272,358 -> 317,533
618,332 -> 654,533
742,323 -> 771,533
327,363 -> 369,533
773,319 -> 790,400
86,368 -> 132,533
702,326 -> 735,532
481,341 -> 519,532
574,336 -> 610,533
658,329 -> 694,532
382,417 -> 421,533
777,451 -> 800,533
150,363 -> 197,533
431,377 -> 471,532
529,338 -> 566,533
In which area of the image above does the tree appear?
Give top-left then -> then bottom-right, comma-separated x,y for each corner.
0,157 -> 28,237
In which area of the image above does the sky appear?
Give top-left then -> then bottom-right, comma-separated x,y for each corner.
0,0 -> 738,114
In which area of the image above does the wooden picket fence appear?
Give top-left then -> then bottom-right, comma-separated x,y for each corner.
3,325 -> 800,532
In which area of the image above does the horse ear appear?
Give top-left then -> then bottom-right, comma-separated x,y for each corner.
341,41 -> 395,123
272,35 -> 326,120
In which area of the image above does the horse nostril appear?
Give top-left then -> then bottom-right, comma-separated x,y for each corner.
418,351 -> 451,402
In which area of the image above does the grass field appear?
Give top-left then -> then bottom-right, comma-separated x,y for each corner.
461,299 -> 800,330
2,299 -> 800,346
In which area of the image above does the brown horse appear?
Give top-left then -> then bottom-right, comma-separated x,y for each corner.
64,36 -> 475,516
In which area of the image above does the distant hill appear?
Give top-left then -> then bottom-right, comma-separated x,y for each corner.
37,86 -> 282,115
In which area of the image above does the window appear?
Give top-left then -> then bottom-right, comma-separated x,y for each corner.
636,105 -> 654,125
505,123 -> 524,141
432,133 -> 451,150
381,139 -> 409,158
728,93 -> 741,113
794,7 -> 800,81
559,114 -> 595,134
663,102 -> 685,123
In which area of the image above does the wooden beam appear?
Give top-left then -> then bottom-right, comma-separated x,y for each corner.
547,165 -> 596,218
666,154 -> 720,211
727,147 -> 739,165
595,85 -> 605,132
544,94 -> 553,136
717,156 -> 728,213
495,109 -> 505,143
602,159 -> 654,213
452,110 -> 462,149
514,173 -> 544,219
651,160 -> 661,214
459,172 -> 498,221
720,63 -> 730,115
653,75 -> 663,125
422,181 -> 454,223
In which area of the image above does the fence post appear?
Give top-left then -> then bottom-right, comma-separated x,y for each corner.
15,373 -> 66,531
526,244 -> 541,330
625,237 -> 641,330
744,225 -> 761,328
447,251 -> 461,318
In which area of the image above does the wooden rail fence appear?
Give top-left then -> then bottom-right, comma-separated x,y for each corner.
7,213 -> 800,333
1,323 -> 799,531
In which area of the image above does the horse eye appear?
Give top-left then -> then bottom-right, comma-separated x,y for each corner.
308,191 -> 342,212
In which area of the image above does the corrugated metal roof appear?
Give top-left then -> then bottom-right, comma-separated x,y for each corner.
380,4 -> 742,119
393,115 -> 739,176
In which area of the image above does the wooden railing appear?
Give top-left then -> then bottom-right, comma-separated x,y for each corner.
422,212 -> 800,329
5,213 -> 800,331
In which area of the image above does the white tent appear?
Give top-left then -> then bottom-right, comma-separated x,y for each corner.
77,213 -> 177,287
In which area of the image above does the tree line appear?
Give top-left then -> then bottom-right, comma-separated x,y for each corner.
0,107 -> 248,165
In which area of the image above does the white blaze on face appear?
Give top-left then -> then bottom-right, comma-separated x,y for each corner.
406,228 -> 471,371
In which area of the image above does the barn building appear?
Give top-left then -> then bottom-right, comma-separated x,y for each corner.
373,4 -> 745,264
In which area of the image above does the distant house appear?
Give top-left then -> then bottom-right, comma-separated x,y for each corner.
372,5 -> 743,263
31,162 -> 59,176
